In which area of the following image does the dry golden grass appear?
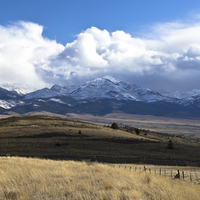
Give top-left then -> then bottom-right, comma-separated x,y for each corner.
0,115 -> 142,139
0,157 -> 200,200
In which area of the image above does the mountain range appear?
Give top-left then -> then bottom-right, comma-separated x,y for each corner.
1,76 -> 200,118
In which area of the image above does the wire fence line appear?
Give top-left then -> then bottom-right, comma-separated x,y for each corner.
110,164 -> 200,184
1,154 -> 200,184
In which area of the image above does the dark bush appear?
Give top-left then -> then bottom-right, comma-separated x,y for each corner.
135,128 -> 140,135
55,142 -> 61,147
111,122 -> 119,129
167,140 -> 174,149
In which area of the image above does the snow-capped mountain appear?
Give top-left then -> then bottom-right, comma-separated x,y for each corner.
0,100 -> 25,109
24,76 -> 171,103
0,83 -> 34,95
165,89 -> 200,107
0,87 -> 21,99
0,87 -> 24,109
24,84 -> 78,100
0,76 -> 200,118
166,89 -> 200,99
70,76 -> 174,102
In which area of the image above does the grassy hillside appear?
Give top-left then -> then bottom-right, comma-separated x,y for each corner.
0,157 -> 200,200
0,115 -> 200,166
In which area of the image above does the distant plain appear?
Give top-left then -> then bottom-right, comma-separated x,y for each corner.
67,113 -> 200,138
1,112 -> 200,139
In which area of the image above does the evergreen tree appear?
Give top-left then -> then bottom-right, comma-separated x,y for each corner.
111,122 -> 119,129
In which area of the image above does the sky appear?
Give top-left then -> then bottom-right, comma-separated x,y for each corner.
0,0 -> 200,93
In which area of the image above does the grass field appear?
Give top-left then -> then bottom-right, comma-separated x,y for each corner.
1,156 -> 200,200
0,114 -> 200,199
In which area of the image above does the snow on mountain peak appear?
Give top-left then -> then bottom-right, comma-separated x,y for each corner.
65,76 -> 169,102
21,75 -> 169,102
1,76 -> 200,114
166,89 -> 200,99
103,75 -> 121,84
0,83 -> 36,95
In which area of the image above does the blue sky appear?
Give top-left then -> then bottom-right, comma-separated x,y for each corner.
1,0 -> 200,44
1,0 -> 200,92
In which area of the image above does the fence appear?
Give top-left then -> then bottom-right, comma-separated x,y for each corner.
111,164 -> 200,184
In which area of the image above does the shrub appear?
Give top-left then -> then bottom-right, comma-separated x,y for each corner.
55,142 -> 61,147
167,140 -> 174,149
135,128 -> 140,135
111,122 -> 119,129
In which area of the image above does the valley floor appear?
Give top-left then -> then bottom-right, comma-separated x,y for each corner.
67,113 -> 200,138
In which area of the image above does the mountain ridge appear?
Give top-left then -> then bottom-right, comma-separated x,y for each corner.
0,76 -> 200,118
24,76 -> 172,102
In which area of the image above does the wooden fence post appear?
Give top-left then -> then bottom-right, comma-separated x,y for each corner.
164,170 -> 166,177
144,166 -> 146,173
182,170 -> 184,179
190,173 -> 192,182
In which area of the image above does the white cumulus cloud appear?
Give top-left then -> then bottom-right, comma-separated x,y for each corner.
0,21 -> 64,91
1,20 -> 200,92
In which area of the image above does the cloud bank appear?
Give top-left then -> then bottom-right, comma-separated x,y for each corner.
0,21 -> 200,92
0,21 -> 64,91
